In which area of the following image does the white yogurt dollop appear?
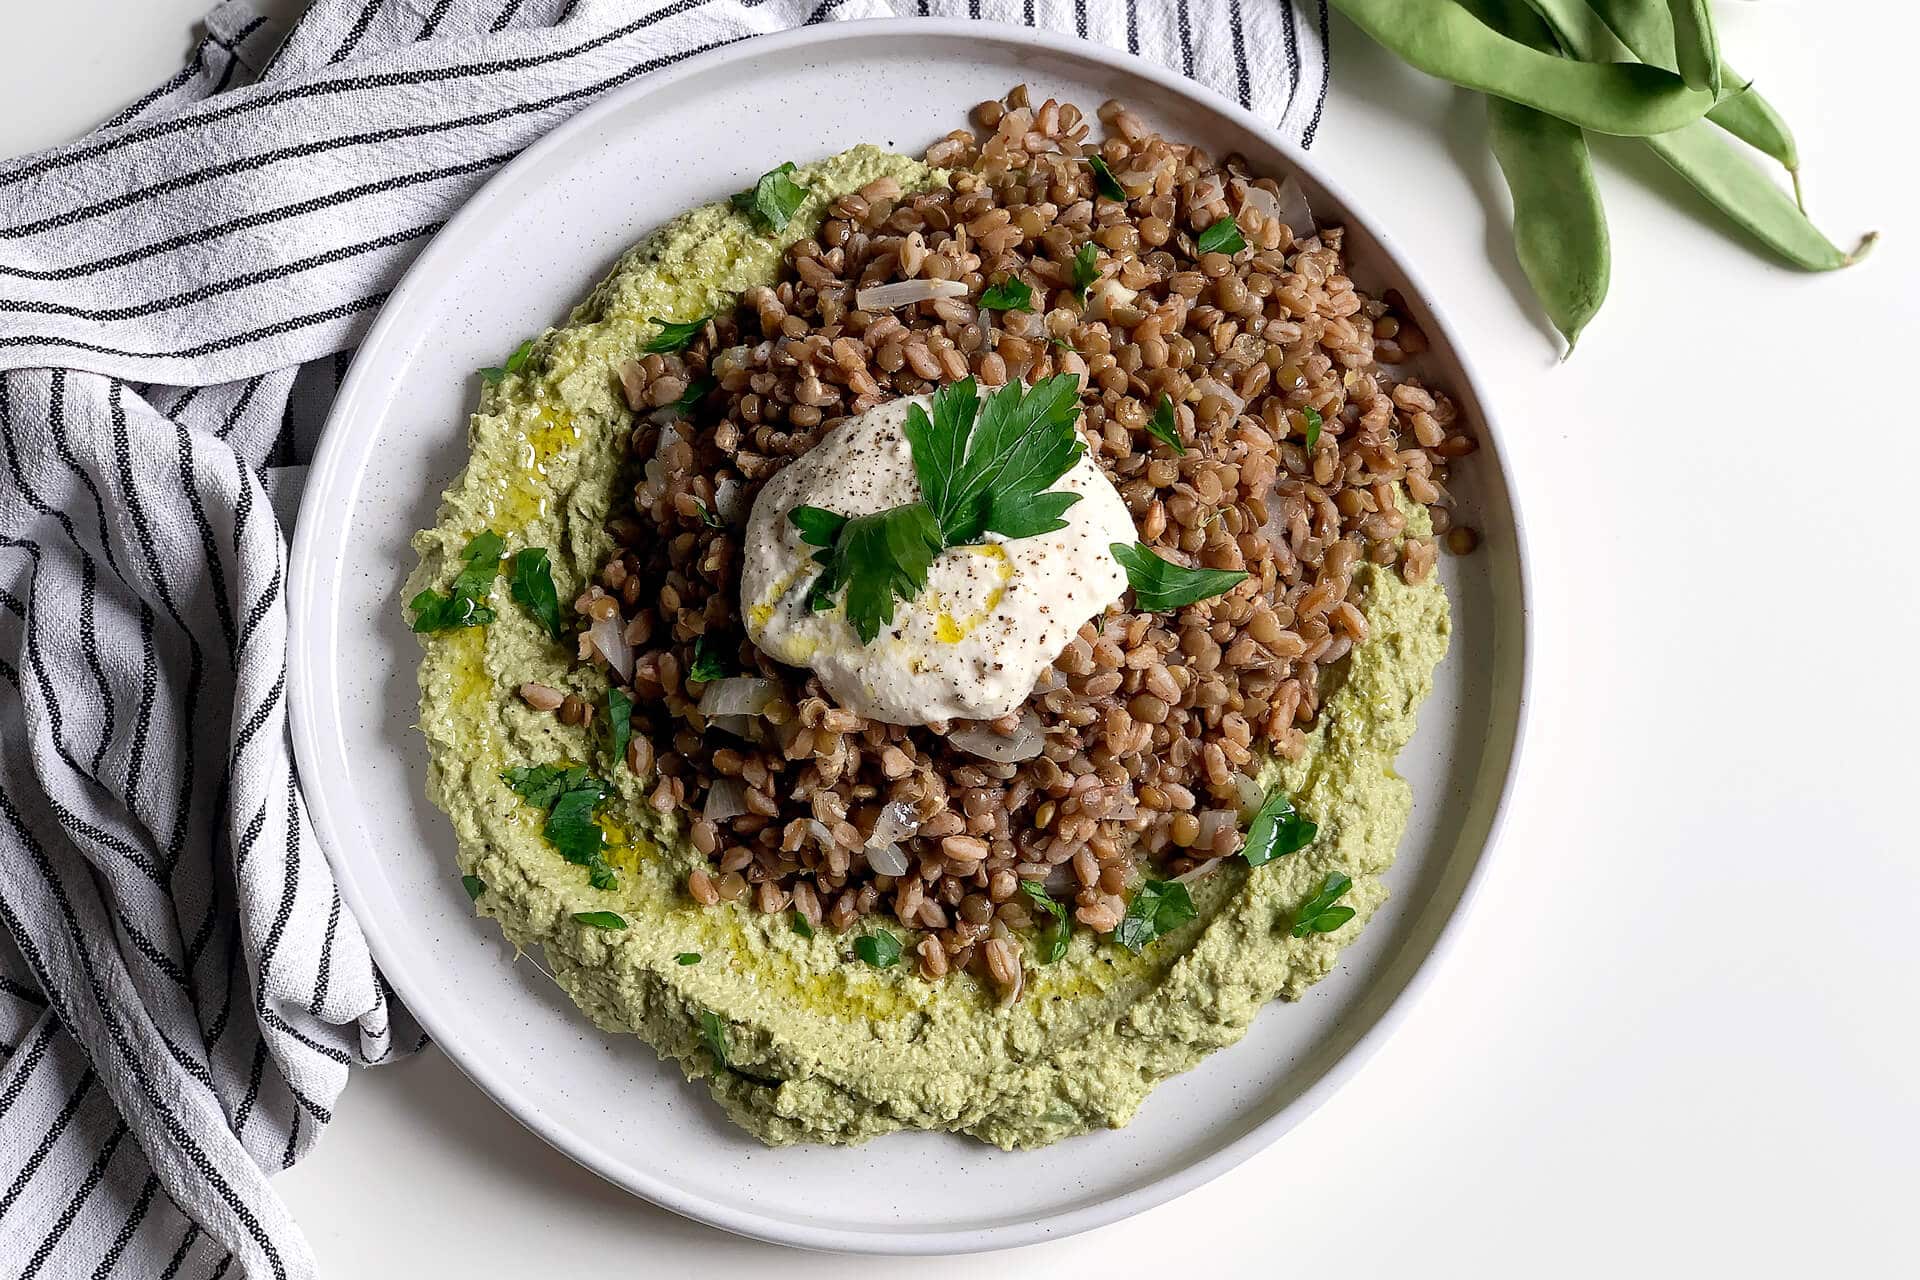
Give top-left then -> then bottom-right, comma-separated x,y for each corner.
739,394 -> 1137,726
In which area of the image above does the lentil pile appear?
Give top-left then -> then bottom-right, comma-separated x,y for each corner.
539,89 -> 1478,991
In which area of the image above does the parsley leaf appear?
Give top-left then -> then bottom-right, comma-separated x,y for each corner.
1243,791 -> 1318,867
790,502 -> 944,642
692,498 -> 724,528
503,764 -> 618,891
1115,879 -> 1197,954
479,338 -> 536,384
1070,241 -> 1099,303
508,546 -> 563,642
676,952 -> 701,965
1197,216 -> 1247,255
461,875 -> 486,901
687,636 -> 729,684
979,277 -> 1033,311
644,315 -> 708,353
1289,872 -> 1356,937
792,913 -> 815,940
1083,154 -> 1127,202
1145,394 -> 1187,455
1302,405 -> 1324,452
731,162 -> 808,232
667,375 -> 714,419
606,686 -> 633,770
698,1008 -> 730,1067
1047,335 -> 1078,353
1110,542 -> 1249,612
410,531 -> 503,633
853,930 -> 902,969
1021,881 -> 1071,965
573,910 -> 627,930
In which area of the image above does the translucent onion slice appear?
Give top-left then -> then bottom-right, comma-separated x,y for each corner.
713,476 -> 746,523
1174,858 -> 1226,887
947,711 -> 1046,763
867,800 -> 921,851
864,842 -> 911,878
697,676 -> 776,718
854,278 -> 969,311
703,776 -> 749,823
1275,173 -> 1317,239
588,615 -> 633,683
1191,375 -> 1247,417
705,713 -> 765,743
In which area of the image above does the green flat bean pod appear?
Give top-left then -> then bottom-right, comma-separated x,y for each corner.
1330,0 -> 1723,136
1647,122 -> 1873,271
1667,0 -> 1722,95
1488,96 -> 1610,352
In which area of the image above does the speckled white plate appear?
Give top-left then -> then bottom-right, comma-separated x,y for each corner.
289,18 -> 1532,1256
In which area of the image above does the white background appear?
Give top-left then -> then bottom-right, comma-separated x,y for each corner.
6,2 -> 1916,1275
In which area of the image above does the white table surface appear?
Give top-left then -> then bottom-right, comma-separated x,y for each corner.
9,2 -> 1916,1275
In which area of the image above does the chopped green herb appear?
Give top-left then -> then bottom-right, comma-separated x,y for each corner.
1070,241 -> 1099,303
507,546 -> 564,642
792,912 -> 815,940
853,930 -> 902,969
668,375 -> 714,419
409,531 -> 503,633
572,910 -> 627,930
479,338 -> 536,384
1196,216 -> 1247,255
1290,871 -> 1356,937
1110,541 -> 1248,612
502,764 -> 618,890
1144,394 -> 1187,455
1020,881 -> 1071,965
1242,791 -> 1318,867
1046,335 -> 1078,353
691,498 -> 724,528
606,686 -> 633,770
697,1008 -> 730,1067
1302,405 -> 1324,452
1114,879 -> 1197,954
979,277 -> 1034,311
687,636 -> 730,684
675,952 -> 701,965
461,875 -> 485,901
643,315 -> 709,353
731,161 -> 808,232
1083,154 -> 1127,202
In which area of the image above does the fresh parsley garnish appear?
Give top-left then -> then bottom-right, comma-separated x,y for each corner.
1115,879 -> 1197,954
461,875 -> 485,901
667,375 -> 714,419
479,338 -> 535,384
792,913 -> 815,940
1110,542 -> 1248,612
675,952 -> 701,965
1301,405 -> 1324,452
502,764 -> 618,890
1196,216 -> 1247,255
409,530 -> 503,632
687,636 -> 729,684
979,277 -> 1033,311
1069,241 -> 1098,303
572,910 -> 627,930
853,930 -> 902,969
1046,335 -> 1078,353
644,315 -> 708,353
1289,872 -> 1356,937
1020,881 -> 1071,965
1243,791 -> 1318,867
791,375 -> 1086,643
1083,154 -> 1127,202
731,162 -> 808,232
606,686 -> 633,769
698,1008 -> 730,1067
1145,394 -> 1187,455
507,546 -> 563,641
691,498 -> 725,528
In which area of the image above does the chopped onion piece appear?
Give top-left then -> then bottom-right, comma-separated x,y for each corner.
948,711 -> 1046,763
1275,173 -> 1316,238
1240,183 -> 1282,226
1174,858 -> 1226,887
866,800 -> 921,852
1191,375 -> 1247,417
588,615 -> 633,683
697,677 -> 776,718
1196,808 -> 1238,849
705,713 -> 765,743
854,278 -> 969,311
806,819 -> 836,850
713,476 -> 746,523
704,777 -> 749,823
864,842 -> 911,878
1233,772 -> 1266,816
1085,277 -> 1137,320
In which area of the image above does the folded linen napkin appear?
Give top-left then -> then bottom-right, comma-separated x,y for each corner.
0,1 -> 1329,1274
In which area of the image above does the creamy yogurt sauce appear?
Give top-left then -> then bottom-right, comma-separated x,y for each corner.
739,393 -> 1137,725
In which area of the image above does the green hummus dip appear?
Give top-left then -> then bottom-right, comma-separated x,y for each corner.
410,145 -> 1452,1149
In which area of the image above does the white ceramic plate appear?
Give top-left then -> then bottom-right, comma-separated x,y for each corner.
289,18 -> 1531,1255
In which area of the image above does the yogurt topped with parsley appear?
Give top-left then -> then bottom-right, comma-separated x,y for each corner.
739,390 -> 1136,725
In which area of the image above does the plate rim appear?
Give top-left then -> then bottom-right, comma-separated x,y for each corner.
289,16 -> 1534,1256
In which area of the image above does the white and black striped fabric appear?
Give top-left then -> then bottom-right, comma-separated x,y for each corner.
0,1 -> 1329,1275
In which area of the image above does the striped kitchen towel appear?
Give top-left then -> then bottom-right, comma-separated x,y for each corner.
0,0 -> 1329,1275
